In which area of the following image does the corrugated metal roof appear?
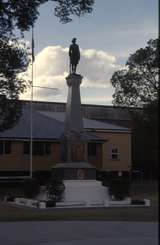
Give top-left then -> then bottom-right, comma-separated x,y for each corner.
38,111 -> 130,132
84,118 -> 130,131
22,100 -> 133,121
0,108 -> 130,140
0,108 -> 64,139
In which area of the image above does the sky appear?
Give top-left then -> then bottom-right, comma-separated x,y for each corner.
21,0 -> 158,105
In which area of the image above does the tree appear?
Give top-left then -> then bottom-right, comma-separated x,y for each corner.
0,0 -> 94,35
111,39 -> 158,107
130,100 -> 159,179
0,37 -> 30,131
111,39 -> 159,179
0,0 -> 95,131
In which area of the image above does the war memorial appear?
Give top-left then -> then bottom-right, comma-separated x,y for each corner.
0,39 -> 150,209
51,38 -> 109,206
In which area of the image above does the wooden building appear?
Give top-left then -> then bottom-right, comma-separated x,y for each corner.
0,102 -> 131,179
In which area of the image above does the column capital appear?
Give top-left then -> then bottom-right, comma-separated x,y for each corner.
66,74 -> 83,87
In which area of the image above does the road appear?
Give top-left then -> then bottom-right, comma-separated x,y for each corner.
0,221 -> 158,245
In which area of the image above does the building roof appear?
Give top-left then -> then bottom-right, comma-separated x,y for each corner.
38,111 -> 130,132
0,107 -> 131,140
22,100 -> 139,122
0,109 -> 64,140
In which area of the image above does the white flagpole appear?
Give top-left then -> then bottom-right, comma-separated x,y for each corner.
30,26 -> 34,178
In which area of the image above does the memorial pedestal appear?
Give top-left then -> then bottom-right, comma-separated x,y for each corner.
63,180 -> 109,206
53,73 -> 110,207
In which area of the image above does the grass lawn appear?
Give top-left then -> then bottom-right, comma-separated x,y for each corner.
0,181 -> 158,222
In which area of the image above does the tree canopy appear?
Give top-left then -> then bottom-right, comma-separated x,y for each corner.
0,0 -> 94,35
111,39 -> 158,107
111,39 -> 159,179
0,0 -> 95,131
0,37 -> 30,131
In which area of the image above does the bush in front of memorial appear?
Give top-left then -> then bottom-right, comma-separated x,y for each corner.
108,177 -> 130,200
48,177 -> 65,202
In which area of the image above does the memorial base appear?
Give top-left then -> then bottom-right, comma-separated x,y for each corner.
62,180 -> 109,206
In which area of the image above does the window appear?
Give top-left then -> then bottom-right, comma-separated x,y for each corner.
45,142 -> 51,155
23,142 -> 52,155
88,143 -> 97,156
111,147 -> 119,160
23,142 -> 30,154
4,141 -> 11,154
33,142 -> 44,155
0,141 -> 3,154
0,141 -> 11,155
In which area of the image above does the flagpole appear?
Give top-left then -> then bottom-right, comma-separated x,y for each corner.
30,61 -> 33,178
30,27 -> 34,178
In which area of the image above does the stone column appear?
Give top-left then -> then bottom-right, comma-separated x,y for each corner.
64,74 -> 85,162
65,74 -> 83,133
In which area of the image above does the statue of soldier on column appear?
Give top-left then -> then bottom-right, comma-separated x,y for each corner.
69,38 -> 80,74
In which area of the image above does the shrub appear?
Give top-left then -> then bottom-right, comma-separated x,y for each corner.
22,179 -> 40,198
131,199 -> 145,205
109,177 -> 130,200
6,196 -> 15,202
46,200 -> 56,207
48,179 -> 65,202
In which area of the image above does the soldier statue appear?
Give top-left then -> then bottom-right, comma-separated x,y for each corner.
69,38 -> 80,74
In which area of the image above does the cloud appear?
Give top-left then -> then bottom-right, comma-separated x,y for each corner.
79,49 -> 120,87
21,45 -> 121,104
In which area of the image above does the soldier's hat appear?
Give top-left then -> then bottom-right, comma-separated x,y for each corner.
72,38 -> 76,42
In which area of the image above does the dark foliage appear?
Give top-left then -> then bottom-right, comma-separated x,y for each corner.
6,195 -> 15,202
0,97 -> 22,131
111,39 -> 158,107
0,0 -> 94,131
0,37 -> 30,131
111,39 -> 159,180
0,0 -> 47,35
22,179 -> 40,198
0,0 -> 94,36
0,178 -> 40,199
130,100 -> 159,179
131,199 -> 145,205
46,200 -> 56,207
48,178 -> 65,202
53,0 -> 94,23
108,177 -> 130,200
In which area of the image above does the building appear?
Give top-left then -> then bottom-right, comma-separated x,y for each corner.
0,101 -> 131,179
21,100 -> 132,127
